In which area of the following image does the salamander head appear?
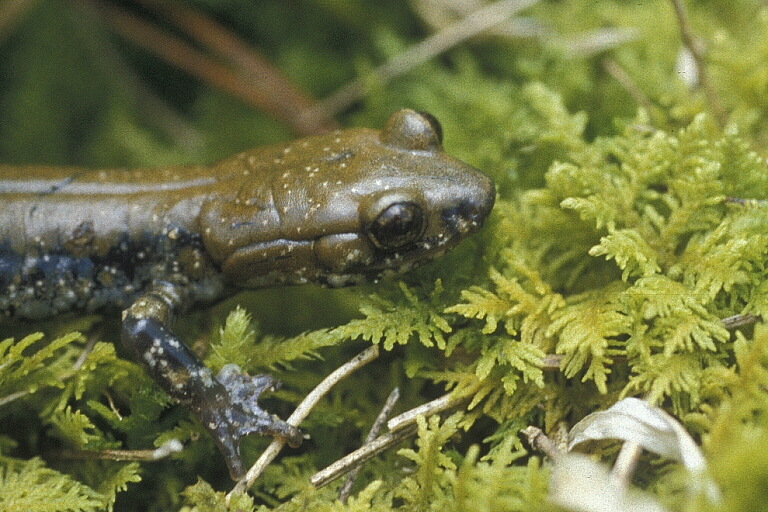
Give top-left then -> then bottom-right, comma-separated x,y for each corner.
204,109 -> 495,287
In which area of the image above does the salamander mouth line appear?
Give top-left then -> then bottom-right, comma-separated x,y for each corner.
230,232 -> 461,253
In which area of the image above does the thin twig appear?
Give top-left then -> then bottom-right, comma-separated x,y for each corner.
71,2 -> 203,150
603,58 -> 659,124
722,313 -> 762,330
522,426 -> 562,459
669,0 -> 727,126
55,439 -> 184,461
338,387 -> 400,503
387,391 -> 470,432
303,0 -> 541,121
227,345 -> 380,500
311,423 -> 418,489
89,1 -> 322,136
725,197 -> 768,207
136,0 -> 336,135
542,353 -> 563,370
72,330 -> 99,371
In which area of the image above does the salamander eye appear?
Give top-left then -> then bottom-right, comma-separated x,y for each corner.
381,109 -> 443,151
367,201 -> 425,250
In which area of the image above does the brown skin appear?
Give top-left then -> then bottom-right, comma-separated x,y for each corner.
0,110 -> 495,479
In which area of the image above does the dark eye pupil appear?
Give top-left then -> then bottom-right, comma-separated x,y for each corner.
369,202 -> 424,249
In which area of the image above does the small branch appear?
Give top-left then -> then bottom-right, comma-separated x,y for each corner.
87,1 -> 326,136
70,2 -> 203,150
669,0 -> 727,126
722,313 -> 762,330
136,0 -> 336,135
602,58 -> 658,124
311,423 -> 418,489
338,387 -> 400,503
725,197 -> 768,207
55,439 -> 184,461
541,353 -> 563,370
303,0 -> 541,120
72,330 -> 99,371
387,391 -> 470,432
522,426 -> 562,459
0,390 -> 30,408
227,345 -> 380,500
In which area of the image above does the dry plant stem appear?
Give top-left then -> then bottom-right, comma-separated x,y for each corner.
227,345 -> 380,499
387,391 -> 470,432
725,197 -> 768,207
311,423 -> 418,489
305,0 -> 541,120
610,441 -> 643,489
73,1 -> 203,149
90,1 -> 317,135
522,426 -> 561,458
541,353 -> 563,370
136,0 -> 336,135
338,387 -> 401,503
722,313 -> 763,330
0,390 -> 28,408
0,0 -> 38,42
56,440 -> 183,461
73,331 -> 99,371
603,58 -> 659,124
669,0 -> 727,126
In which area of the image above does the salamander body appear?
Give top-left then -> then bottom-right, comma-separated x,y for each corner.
0,110 -> 495,478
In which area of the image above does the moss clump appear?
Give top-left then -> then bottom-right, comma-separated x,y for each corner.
1,1 -> 768,511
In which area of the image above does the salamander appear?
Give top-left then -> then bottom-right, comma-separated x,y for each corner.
0,109 -> 495,479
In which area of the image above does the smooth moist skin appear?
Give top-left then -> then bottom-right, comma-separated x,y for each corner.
0,110 -> 495,479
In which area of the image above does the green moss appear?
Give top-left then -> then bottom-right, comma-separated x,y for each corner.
2,0 -> 768,510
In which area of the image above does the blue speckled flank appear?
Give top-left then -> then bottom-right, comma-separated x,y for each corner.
0,242 -> 21,289
0,229 -> 221,320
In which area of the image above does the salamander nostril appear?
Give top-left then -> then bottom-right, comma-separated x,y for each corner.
441,200 -> 488,234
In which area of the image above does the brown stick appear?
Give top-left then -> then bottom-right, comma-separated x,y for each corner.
135,0 -> 336,135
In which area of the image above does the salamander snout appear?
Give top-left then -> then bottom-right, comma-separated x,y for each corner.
439,172 -> 496,237
441,194 -> 495,235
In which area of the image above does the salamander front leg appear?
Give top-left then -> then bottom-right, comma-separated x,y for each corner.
121,284 -> 303,479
